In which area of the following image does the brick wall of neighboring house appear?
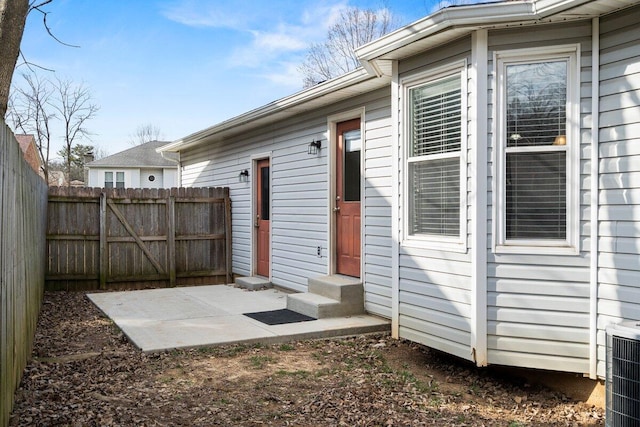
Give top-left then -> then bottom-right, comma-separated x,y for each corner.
15,134 -> 44,177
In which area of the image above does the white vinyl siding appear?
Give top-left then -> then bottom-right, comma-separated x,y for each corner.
363,92 -> 394,318
596,5 -> 640,378
180,88 -> 394,317
397,39 -> 474,362
181,122 -> 328,292
487,22 -> 592,373
140,169 -> 163,188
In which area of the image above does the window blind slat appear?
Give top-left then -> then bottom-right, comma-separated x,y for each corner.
410,157 -> 460,236
506,152 -> 566,240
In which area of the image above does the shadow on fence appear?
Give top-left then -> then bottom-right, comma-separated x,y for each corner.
0,122 -> 48,427
46,187 -> 232,291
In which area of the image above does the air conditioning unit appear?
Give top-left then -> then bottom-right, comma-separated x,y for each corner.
606,321 -> 640,427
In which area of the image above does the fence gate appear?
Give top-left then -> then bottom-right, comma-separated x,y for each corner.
46,187 -> 231,290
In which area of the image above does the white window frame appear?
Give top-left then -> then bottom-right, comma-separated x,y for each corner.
493,45 -> 580,255
400,61 -> 468,251
104,170 -> 126,188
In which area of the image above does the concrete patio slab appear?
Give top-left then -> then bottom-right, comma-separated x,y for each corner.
88,285 -> 390,352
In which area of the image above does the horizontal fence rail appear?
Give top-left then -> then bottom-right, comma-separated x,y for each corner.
46,187 -> 232,290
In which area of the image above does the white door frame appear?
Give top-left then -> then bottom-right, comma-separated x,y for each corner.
250,152 -> 272,279
326,108 -> 365,277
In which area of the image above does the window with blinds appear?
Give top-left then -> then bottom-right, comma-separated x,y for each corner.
504,60 -> 568,240
407,74 -> 462,237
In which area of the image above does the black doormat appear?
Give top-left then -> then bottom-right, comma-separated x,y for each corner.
243,309 -> 316,325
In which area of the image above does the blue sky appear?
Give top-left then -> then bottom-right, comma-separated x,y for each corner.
15,0 -> 441,159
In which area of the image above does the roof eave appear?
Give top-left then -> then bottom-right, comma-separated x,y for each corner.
356,1 -> 535,64
86,164 -> 178,169
356,0 -> 628,68
159,68 -> 377,153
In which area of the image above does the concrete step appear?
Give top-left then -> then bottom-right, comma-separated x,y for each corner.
286,275 -> 365,319
287,292 -> 364,319
235,276 -> 272,291
308,275 -> 363,303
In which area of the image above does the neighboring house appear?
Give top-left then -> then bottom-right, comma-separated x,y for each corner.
86,141 -> 179,189
159,0 -> 640,381
15,134 -> 44,178
48,170 -> 67,187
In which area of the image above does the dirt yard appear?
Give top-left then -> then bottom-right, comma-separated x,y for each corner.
10,291 -> 604,426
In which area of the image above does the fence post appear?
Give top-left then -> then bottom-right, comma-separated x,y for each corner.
225,193 -> 232,284
99,192 -> 107,290
167,195 -> 176,287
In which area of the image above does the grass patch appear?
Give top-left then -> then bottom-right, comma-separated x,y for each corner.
275,369 -> 311,379
278,343 -> 295,351
249,355 -> 274,369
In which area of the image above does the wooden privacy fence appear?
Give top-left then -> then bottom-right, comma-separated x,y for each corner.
1,121 -> 48,427
47,187 -> 231,290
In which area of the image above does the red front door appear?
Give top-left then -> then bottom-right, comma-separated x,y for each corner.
335,119 -> 361,277
256,159 -> 270,277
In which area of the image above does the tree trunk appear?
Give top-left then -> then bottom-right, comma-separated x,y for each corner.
0,0 -> 29,118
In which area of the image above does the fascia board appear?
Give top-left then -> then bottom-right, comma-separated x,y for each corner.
356,1 -> 536,62
533,0 -> 593,17
87,165 -> 171,170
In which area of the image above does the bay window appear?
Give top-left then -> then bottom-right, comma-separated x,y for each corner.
495,46 -> 579,253
404,65 -> 466,246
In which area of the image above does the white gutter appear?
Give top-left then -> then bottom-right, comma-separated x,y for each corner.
357,1 -> 535,63
158,150 -> 181,187
589,16 -> 600,380
159,67 -> 377,152
357,0 -> 616,72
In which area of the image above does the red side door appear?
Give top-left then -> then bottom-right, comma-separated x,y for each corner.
335,119 -> 361,278
256,159 -> 270,277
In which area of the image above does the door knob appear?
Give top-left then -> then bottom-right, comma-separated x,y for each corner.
333,207 -> 340,212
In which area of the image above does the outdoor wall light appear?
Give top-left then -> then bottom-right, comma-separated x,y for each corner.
308,139 -> 321,155
239,169 -> 249,182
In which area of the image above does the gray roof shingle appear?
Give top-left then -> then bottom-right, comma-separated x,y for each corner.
87,141 -> 178,168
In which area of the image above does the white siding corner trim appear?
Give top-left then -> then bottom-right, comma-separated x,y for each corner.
471,29 -> 489,367
589,17 -> 600,380
391,60 -> 401,339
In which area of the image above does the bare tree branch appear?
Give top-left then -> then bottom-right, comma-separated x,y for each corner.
16,50 -> 55,73
29,0 -> 80,48
50,77 -> 99,185
128,123 -> 164,146
7,72 -> 56,181
298,6 -> 398,88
